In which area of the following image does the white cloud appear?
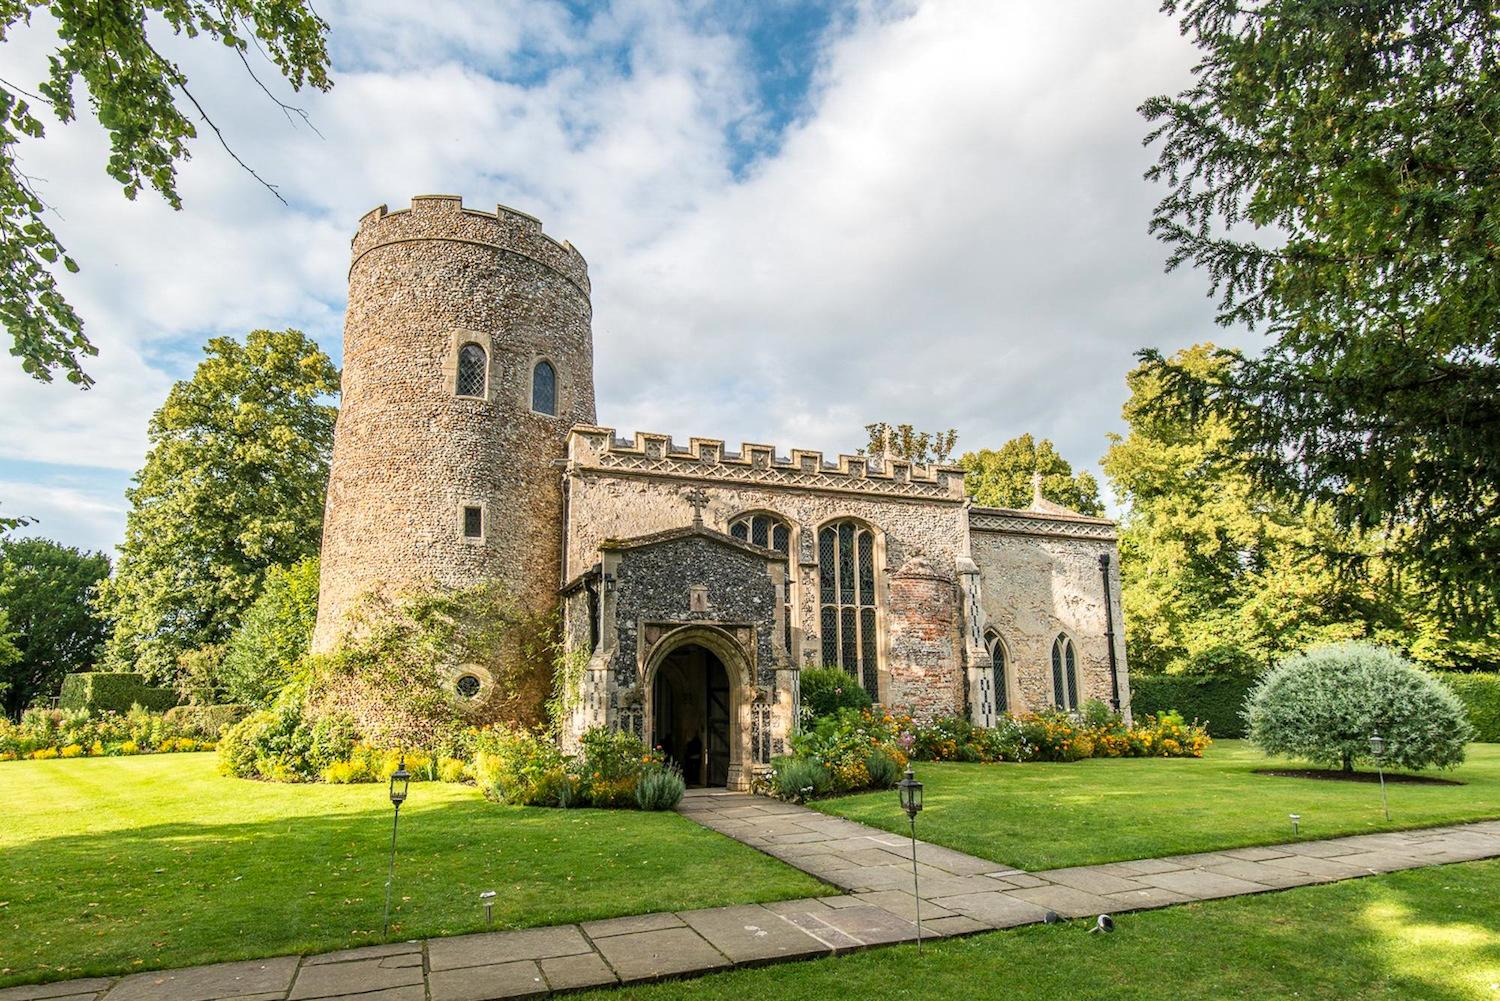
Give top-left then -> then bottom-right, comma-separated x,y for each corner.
0,480 -> 126,556
1,0 -> 1232,550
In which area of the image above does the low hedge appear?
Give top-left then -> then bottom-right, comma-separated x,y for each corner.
1129,674 -> 1258,738
58,673 -> 177,714
1441,671 -> 1500,742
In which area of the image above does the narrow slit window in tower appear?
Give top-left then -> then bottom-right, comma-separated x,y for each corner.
532,360 -> 557,414
456,343 -> 487,397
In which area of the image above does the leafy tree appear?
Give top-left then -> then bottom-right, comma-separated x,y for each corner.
0,608 -> 20,710
1246,642 -> 1473,773
958,434 -> 1103,515
95,329 -> 338,682
1102,345 -> 1500,674
222,556 -> 319,706
1,2 -> 331,386
861,423 -> 959,465
1140,1 -> 1500,625
0,537 -> 110,718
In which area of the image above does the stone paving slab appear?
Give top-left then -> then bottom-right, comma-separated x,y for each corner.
8,791 -> 1499,1001
678,905 -> 832,965
589,926 -> 730,983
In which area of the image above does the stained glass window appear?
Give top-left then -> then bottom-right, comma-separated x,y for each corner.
817,520 -> 880,700
730,512 -> 795,657
456,343 -> 486,397
985,631 -> 1008,714
532,360 -> 556,414
1051,633 -> 1080,710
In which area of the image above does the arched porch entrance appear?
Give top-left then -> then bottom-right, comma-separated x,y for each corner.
643,625 -> 754,790
651,645 -> 731,787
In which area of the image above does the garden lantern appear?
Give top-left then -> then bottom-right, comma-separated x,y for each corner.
1369,733 -> 1390,821
1289,813 -> 1300,837
480,890 -> 497,926
383,754 -> 411,936
898,766 -> 924,820
896,766 -> 925,953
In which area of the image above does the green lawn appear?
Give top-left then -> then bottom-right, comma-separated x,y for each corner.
0,754 -> 824,987
580,859 -> 1500,1000
816,740 -> 1500,870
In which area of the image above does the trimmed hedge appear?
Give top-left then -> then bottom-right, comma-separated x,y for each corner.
1129,674 -> 1258,739
58,673 -> 177,714
1441,671 -> 1500,742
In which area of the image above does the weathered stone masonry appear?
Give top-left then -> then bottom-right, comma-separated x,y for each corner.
313,195 -> 1131,790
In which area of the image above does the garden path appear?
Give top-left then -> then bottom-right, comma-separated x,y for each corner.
4,802 -> 1498,1001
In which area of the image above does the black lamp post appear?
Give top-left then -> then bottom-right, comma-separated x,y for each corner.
383,754 -> 410,936
1098,553 -> 1121,713
1369,733 -> 1390,821
897,765 -> 925,953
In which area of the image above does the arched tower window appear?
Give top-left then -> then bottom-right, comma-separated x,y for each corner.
985,630 -> 1008,714
729,512 -> 793,657
532,360 -> 557,415
817,520 -> 879,701
1051,633 -> 1079,711
456,343 -> 487,397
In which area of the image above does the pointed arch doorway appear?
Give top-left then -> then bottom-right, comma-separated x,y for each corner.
651,644 -> 732,787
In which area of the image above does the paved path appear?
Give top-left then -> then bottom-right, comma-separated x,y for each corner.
4,798 -> 1498,1001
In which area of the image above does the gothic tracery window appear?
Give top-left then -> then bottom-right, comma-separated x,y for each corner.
456,343 -> 487,397
532,360 -> 557,415
1051,633 -> 1080,711
729,512 -> 793,657
818,520 -> 879,700
985,630 -> 1008,714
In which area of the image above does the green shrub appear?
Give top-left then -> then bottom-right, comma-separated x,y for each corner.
174,644 -> 228,706
769,755 -> 832,800
163,704 -> 250,740
864,749 -> 901,788
308,712 -> 359,771
1440,671 -> 1500,742
799,667 -> 872,722
578,727 -> 657,807
635,764 -> 686,810
58,673 -> 177,713
1129,674 -> 1258,738
470,727 -> 572,806
1246,642 -> 1474,772
217,711 -> 277,778
222,557 -> 321,706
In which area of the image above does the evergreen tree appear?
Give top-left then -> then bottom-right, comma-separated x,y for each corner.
1140,1 -> 1500,625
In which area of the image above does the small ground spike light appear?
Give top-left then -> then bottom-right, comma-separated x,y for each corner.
1090,914 -> 1115,934
1370,733 -> 1391,821
383,755 -> 411,936
480,890 -> 497,925
1289,813 -> 1300,837
897,766 -> 925,954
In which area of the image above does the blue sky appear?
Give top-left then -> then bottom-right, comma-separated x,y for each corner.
0,1 -> 1224,556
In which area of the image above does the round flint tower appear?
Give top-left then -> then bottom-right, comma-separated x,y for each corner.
313,195 -> 596,654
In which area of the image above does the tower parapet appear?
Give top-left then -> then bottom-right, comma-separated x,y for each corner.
314,196 -> 597,663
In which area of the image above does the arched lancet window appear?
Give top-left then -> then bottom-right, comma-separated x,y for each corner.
1051,633 -> 1079,711
817,520 -> 879,701
729,512 -> 793,657
456,343 -> 487,397
985,630 -> 1008,714
532,360 -> 557,415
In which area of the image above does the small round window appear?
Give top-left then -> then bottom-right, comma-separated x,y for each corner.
456,674 -> 482,700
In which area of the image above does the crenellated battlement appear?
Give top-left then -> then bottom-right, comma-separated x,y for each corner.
567,425 -> 967,501
352,194 -> 589,294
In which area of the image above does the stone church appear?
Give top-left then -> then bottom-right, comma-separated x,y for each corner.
312,195 -> 1130,791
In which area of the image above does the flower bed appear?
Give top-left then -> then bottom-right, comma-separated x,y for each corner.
214,704 -> 685,811
0,707 -> 222,761
766,702 -> 1210,800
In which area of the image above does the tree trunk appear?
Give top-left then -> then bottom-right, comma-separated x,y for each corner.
1342,751 -> 1354,774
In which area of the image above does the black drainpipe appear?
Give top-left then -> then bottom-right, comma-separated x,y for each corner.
1099,552 -> 1121,713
